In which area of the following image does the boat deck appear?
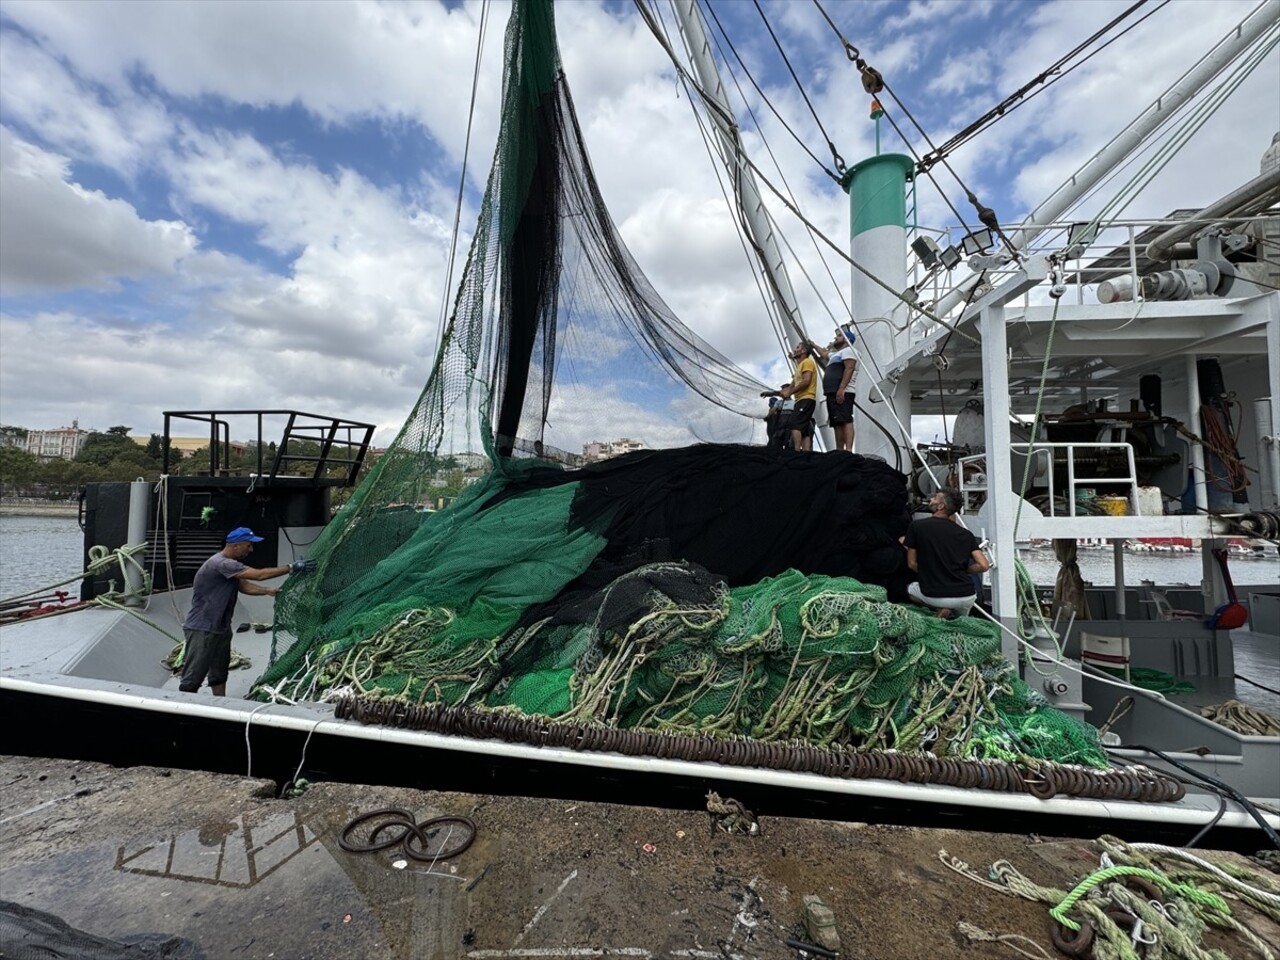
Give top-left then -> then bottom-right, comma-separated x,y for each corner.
2,593 -> 1277,843
1163,629 -> 1280,719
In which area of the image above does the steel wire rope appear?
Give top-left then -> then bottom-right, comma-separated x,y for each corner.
812,0 -> 1168,259
701,0 -> 856,327
631,0 -> 977,346
748,0 -> 845,175
658,0 -> 904,446
1090,34 -> 1279,228
697,7 -> 910,401
644,0 -> 981,465
431,0 -> 491,364
1061,21 -> 1280,245
701,0 -> 838,182
918,0 -> 1169,168
1236,275 -> 1280,292
804,0 -> 1014,251
649,0 -> 794,366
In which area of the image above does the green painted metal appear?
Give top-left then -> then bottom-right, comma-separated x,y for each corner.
844,153 -> 914,238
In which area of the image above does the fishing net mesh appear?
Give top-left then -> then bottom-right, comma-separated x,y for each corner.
258,0 -> 1106,770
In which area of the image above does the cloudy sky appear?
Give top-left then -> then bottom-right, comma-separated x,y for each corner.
1,0 -> 1276,451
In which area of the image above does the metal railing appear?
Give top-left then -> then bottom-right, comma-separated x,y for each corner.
903,212 -> 1280,343
958,442 -> 1142,517
162,410 -> 376,486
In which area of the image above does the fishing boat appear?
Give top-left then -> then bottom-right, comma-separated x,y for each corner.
2,0 -> 1278,848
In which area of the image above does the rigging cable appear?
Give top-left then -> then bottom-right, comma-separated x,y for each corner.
432,0 -> 491,364
701,0 -> 910,430
1060,16 -> 1280,242
812,0 -> 1173,259
701,1 -> 839,182
702,2 -> 853,329
808,0 -> 998,250
657,0 -> 811,366
652,0 -> 793,364
919,0 -> 1169,170
632,0 -> 979,347
640,0 -> 973,461
749,0 -> 845,175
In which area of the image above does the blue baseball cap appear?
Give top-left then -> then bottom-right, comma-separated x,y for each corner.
226,527 -> 264,544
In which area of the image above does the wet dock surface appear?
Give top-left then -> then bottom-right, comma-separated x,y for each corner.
3,757 -> 1277,959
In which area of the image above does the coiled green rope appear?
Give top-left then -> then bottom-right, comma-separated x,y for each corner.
1049,865 -> 1229,932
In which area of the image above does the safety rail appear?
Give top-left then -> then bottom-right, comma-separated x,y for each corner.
161,410 -> 376,486
904,212 -> 1279,343
958,442 -> 1142,517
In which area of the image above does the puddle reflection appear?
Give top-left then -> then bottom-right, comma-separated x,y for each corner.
115,810 -> 318,888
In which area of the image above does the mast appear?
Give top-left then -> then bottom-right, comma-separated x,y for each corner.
844,154 -> 915,465
669,0 -> 835,449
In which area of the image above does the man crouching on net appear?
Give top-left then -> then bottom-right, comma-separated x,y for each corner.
903,489 -> 990,619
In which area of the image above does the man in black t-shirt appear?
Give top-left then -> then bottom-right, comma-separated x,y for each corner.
903,488 -> 990,619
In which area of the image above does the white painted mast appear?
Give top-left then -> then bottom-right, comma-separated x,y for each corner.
668,0 -> 836,450
669,0 -> 802,349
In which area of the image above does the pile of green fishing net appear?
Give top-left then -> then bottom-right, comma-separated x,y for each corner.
256,468 -> 1106,769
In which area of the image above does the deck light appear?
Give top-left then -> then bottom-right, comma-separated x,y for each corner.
910,235 -> 941,268
1065,221 -> 1099,259
962,228 -> 994,256
938,245 -> 963,270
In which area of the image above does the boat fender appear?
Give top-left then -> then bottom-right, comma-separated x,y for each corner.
1207,549 -> 1248,630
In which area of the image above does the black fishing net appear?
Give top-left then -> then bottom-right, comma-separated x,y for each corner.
257,0 -> 1108,769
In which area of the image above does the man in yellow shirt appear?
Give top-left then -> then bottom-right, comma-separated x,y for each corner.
779,340 -> 818,452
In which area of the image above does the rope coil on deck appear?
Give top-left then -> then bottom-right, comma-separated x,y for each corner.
332,696 -> 1185,804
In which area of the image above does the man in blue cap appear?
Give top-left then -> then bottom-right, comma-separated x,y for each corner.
179,527 -> 313,696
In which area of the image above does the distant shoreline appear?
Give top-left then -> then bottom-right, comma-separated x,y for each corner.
0,503 -> 79,518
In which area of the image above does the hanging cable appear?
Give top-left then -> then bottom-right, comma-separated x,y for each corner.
701,1 -> 839,182
749,0 -> 846,174
702,5 -> 855,336
432,0 -> 490,363
634,0 -> 976,346
653,1 -> 793,361
809,0 -> 1005,251
918,0 -> 1169,170
1063,20 -> 1280,241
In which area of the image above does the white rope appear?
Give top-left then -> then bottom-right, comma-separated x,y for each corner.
243,702 -> 277,779
956,921 -> 1054,960
1124,843 -> 1280,908
153,475 -> 186,623
939,848 -> 1016,894
968,603 -> 1166,700
285,716 -> 327,796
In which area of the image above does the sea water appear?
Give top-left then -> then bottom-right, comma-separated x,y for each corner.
1017,546 -> 1278,590
0,514 -> 85,600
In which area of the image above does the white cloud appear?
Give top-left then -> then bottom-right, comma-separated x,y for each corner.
0,30 -> 171,174
0,0 -> 1276,458
0,127 -> 195,294
0,0 -> 506,164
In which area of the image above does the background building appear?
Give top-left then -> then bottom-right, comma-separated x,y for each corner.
0,426 -> 27,449
582,438 -> 645,462
25,422 -> 89,462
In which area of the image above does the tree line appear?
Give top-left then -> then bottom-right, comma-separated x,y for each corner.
0,425 -> 375,501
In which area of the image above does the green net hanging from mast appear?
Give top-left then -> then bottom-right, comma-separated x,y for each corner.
256,0 -> 1108,771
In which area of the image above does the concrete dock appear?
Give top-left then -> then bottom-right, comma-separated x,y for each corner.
2,756 -> 1277,959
